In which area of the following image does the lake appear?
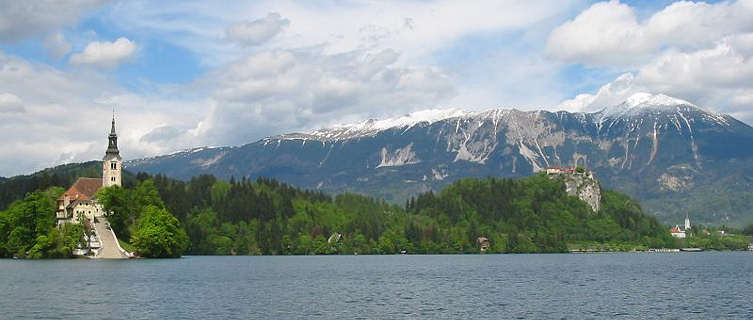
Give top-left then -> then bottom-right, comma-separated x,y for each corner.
1,252 -> 752,319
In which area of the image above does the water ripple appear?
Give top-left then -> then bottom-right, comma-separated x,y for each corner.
1,253 -> 752,319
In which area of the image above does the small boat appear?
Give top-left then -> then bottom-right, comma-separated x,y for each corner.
680,248 -> 703,252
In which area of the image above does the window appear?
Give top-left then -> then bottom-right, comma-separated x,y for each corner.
111,177 -> 116,182
111,161 -> 117,170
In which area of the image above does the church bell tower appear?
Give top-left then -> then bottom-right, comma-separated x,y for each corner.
684,213 -> 691,231
103,114 -> 122,187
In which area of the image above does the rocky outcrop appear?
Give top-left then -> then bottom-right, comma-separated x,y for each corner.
547,169 -> 601,212
377,143 -> 420,168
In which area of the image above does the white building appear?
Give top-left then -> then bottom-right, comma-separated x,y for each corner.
669,214 -> 691,239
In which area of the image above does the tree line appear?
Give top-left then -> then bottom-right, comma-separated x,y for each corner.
125,172 -> 678,255
2,168 -> 751,258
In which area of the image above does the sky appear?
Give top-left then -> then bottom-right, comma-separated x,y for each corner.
1,0 -> 752,177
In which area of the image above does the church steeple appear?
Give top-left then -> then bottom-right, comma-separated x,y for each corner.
103,111 -> 122,187
684,213 -> 691,231
106,114 -> 119,156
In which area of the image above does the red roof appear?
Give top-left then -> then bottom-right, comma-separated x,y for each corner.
58,178 -> 103,202
669,226 -> 682,233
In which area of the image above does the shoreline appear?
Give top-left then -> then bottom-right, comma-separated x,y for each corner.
6,249 -> 753,260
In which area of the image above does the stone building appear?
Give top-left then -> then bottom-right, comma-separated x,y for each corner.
55,116 -> 122,226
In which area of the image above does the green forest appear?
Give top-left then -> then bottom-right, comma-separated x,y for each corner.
97,173 -> 679,255
0,187 -> 84,258
1,166 -> 751,258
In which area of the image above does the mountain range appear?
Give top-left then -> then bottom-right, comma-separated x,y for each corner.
121,93 -> 753,227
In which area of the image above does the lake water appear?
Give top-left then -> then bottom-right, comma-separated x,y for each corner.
1,252 -> 752,319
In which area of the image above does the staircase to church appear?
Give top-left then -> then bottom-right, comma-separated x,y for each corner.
92,217 -> 130,259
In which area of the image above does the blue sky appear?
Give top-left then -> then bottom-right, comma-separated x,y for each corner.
0,0 -> 752,176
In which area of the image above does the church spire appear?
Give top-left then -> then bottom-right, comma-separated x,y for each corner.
106,110 -> 119,156
110,111 -> 116,135
684,213 -> 691,230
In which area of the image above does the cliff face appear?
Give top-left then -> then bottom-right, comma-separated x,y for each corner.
548,170 -> 601,212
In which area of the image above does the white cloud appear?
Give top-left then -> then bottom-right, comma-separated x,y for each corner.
43,32 -> 72,59
194,47 -> 455,146
550,0 -> 753,124
0,92 -> 25,113
70,37 -> 137,68
556,34 -> 753,123
0,50 -> 116,176
556,73 -> 641,112
107,0 -> 578,67
0,50 -> 215,176
636,34 -> 753,122
546,0 -> 753,66
0,0 -> 107,42
638,35 -> 753,93
226,12 -> 289,46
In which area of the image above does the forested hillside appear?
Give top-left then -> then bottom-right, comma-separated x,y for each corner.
125,173 -> 675,254
0,162 -> 104,210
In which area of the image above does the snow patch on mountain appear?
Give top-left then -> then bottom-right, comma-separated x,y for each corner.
190,151 -> 228,168
377,143 -> 420,168
517,142 -> 543,172
125,146 -> 229,168
431,168 -> 448,180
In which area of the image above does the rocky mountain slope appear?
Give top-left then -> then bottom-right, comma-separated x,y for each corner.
126,93 -> 753,227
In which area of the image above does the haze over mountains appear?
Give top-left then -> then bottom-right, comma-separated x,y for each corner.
126,93 -> 753,227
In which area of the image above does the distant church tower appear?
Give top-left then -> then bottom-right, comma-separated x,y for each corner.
103,115 -> 122,187
684,213 -> 691,231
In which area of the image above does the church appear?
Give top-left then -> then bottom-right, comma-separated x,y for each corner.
55,116 -> 122,226
669,214 -> 692,239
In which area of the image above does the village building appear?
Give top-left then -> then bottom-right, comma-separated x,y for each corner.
669,225 -> 686,238
476,236 -> 490,252
55,116 -> 122,226
669,214 -> 692,238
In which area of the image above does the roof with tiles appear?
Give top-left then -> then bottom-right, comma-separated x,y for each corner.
58,177 -> 103,202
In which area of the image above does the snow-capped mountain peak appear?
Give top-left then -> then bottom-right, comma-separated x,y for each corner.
598,92 -> 700,119
330,108 -> 470,132
623,92 -> 695,108
279,108 -> 473,141
272,93 -> 728,143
